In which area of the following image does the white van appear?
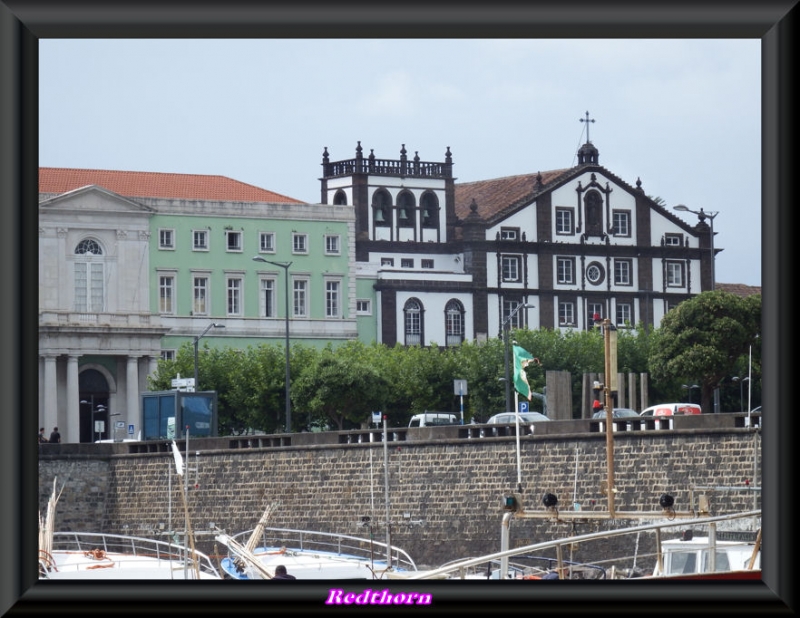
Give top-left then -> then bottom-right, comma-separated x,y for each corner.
408,412 -> 460,427
640,403 -> 702,417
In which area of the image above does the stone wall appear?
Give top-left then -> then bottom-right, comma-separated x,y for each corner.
38,418 -> 762,570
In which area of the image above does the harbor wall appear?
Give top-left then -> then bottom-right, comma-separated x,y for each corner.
37,414 -> 762,570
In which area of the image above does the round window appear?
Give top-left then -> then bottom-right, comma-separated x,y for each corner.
586,262 -> 604,285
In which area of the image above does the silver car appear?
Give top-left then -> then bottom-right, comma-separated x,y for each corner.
487,412 -> 550,424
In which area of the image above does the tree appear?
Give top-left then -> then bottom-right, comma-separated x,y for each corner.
648,291 -> 761,413
292,341 -> 389,430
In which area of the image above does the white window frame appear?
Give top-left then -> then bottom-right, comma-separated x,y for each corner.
293,277 -> 309,318
192,229 -> 209,252
259,231 -> 276,253
664,233 -> 683,246
616,303 -> 633,326
556,257 -> 575,284
421,259 -> 434,269
325,279 -> 341,318
612,210 -> 631,237
500,227 -> 519,241
158,273 -> 176,315
192,274 -> 209,316
161,350 -> 176,362
226,276 -> 243,316
324,234 -> 341,255
401,258 -> 414,268
259,277 -> 277,318
159,228 -> 175,250
501,255 -> 521,282
555,208 -> 574,235
225,230 -> 243,253
614,259 -> 632,286
558,301 -> 575,326
292,233 -> 308,255
502,299 -> 526,330
666,261 -> 684,287
356,299 -> 372,315
588,302 -> 603,328
74,262 -> 105,312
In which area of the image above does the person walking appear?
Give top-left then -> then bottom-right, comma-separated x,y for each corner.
49,427 -> 61,444
39,427 -> 48,443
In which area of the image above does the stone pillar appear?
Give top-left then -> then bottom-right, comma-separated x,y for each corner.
66,355 -> 80,443
42,354 -> 58,435
126,356 -> 140,425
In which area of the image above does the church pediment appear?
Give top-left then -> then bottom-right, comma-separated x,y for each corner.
39,185 -> 155,215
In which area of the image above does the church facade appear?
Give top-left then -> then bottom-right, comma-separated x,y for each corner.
321,139 -> 715,347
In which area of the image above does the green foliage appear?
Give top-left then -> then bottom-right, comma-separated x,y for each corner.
146,292 -> 762,433
648,290 -> 761,412
292,341 -> 388,430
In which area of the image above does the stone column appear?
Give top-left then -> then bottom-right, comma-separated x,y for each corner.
126,356 -> 140,428
66,355 -> 80,443
42,355 -> 59,435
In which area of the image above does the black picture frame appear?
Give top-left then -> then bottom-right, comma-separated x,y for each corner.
3,1 -> 794,614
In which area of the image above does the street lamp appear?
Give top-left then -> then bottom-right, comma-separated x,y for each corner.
681,384 -> 700,405
502,303 -> 534,412
732,376 -> 750,412
81,400 -> 107,442
193,322 -> 225,393
253,256 -> 293,432
673,204 -> 718,292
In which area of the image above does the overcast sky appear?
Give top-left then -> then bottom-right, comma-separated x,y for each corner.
39,38 -> 761,286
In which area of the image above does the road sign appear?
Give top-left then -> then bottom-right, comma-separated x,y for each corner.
128,424 -> 135,435
115,421 -> 125,429
453,379 -> 467,396
171,377 -> 195,392
519,401 -> 529,413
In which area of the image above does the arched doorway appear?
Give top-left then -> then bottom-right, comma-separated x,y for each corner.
79,368 -> 110,443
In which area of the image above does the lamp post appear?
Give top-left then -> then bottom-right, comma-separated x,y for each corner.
674,204 -> 720,412
502,303 -> 533,412
673,204 -> 718,292
253,256 -> 293,432
732,376 -> 750,412
193,322 -> 225,393
681,384 -> 700,405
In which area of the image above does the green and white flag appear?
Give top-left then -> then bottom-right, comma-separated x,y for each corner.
513,345 -> 540,400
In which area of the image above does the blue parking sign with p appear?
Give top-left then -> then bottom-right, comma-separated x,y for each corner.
519,401 -> 529,413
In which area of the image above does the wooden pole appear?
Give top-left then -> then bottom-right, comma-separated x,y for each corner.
603,319 -> 616,517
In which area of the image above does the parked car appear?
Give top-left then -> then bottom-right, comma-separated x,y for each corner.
750,406 -> 761,414
487,412 -> 550,424
640,403 -> 702,417
592,408 -> 640,419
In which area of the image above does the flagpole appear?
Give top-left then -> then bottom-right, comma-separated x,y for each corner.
514,390 -> 522,493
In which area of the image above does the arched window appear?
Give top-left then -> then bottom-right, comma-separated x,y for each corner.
444,299 -> 465,346
421,192 -> 439,228
403,298 -> 423,346
372,189 -> 391,226
74,238 -> 105,312
397,191 -> 416,228
333,190 -> 347,205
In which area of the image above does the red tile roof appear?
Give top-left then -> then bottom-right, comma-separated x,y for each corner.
39,167 -> 303,204
716,283 -> 761,297
454,168 -> 570,221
